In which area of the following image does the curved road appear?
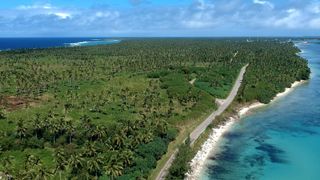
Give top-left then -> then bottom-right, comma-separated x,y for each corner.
156,64 -> 249,180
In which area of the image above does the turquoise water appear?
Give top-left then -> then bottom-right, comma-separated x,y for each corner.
201,40 -> 320,180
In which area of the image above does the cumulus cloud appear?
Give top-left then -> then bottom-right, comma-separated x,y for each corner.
52,12 -> 72,19
0,0 -> 320,36
308,2 -> 320,14
272,8 -> 302,28
17,4 -> 53,10
181,0 -> 218,28
253,0 -> 274,9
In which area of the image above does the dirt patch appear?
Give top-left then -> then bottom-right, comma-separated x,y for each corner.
0,96 -> 38,111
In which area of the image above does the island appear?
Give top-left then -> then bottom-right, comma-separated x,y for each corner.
0,38 -> 310,179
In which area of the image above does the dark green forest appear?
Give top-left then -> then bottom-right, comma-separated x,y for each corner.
0,39 -> 309,179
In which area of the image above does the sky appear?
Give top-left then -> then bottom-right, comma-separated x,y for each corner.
0,0 -> 319,37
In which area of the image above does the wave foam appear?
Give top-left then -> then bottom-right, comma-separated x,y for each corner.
66,41 -> 89,47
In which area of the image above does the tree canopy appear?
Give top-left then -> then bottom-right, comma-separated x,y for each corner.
0,38 -> 309,179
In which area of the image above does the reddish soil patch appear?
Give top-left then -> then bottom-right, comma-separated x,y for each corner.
0,96 -> 37,111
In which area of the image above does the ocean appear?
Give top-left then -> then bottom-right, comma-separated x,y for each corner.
200,40 -> 320,180
0,38 -> 120,51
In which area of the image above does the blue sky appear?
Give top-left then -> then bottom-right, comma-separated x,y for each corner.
0,0 -> 319,37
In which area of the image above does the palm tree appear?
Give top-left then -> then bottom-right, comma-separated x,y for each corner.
54,149 -> 67,180
122,119 -> 134,136
83,142 -> 98,157
34,165 -> 52,180
153,118 -> 168,136
143,130 -> 153,143
16,119 -> 27,140
89,126 -> 106,141
57,117 -> 67,133
20,168 -> 36,179
112,132 -> 125,149
86,156 -> 103,178
120,150 -> 134,167
1,155 -> 13,179
80,115 -> 93,135
69,153 -> 84,175
63,103 -> 72,115
22,154 -> 41,179
49,122 -> 59,144
80,115 -> 91,125
24,154 -> 40,169
65,120 -> 76,143
104,158 -> 123,180
33,113 -> 43,138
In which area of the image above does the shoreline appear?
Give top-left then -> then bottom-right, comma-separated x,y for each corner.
239,80 -> 306,117
185,80 -> 306,180
185,118 -> 236,180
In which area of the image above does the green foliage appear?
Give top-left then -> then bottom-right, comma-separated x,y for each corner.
236,42 -> 310,103
167,143 -> 193,180
160,73 -> 190,98
0,109 -> 5,120
0,38 -> 310,179
147,70 -> 169,78
137,137 -> 167,159
194,66 -> 240,98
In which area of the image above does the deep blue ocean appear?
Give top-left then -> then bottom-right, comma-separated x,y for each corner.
0,38 -> 120,51
201,40 -> 320,180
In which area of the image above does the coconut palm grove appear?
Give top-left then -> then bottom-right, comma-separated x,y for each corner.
0,38 -> 310,179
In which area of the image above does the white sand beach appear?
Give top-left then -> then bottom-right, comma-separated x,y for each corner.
272,80 -> 305,102
185,118 -> 236,180
185,80 -> 306,180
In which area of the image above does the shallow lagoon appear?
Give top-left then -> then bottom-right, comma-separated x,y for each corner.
201,40 -> 320,180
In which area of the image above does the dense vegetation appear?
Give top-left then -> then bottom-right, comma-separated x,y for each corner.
0,39 -> 309,179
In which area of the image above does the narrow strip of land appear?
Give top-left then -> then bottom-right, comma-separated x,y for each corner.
155,64 -> 249,180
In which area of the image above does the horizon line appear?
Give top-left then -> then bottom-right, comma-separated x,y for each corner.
0,36 -> 319,38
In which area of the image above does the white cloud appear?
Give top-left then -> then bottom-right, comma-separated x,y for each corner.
194,0 -> 215,10
2,0 -> 320,36
16,3 -> 73,20
253,0 -> 274,9
310,18 -> 320,28
180,0 -> 217,28
181,10 -> 218,28
182,17 -> 216,28
308,3 -> 320,14
273,8 -> 303,28
17,4 -> 53,10
95,11 -> 119,18
51,12 -> 72,19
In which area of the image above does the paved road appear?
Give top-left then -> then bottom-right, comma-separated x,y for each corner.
155,64 -> 249,180
189,64 -> 248,145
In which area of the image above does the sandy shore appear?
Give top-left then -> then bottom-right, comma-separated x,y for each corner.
240,80 -> 306,117
185,118 -> 236,180
185,80 -> 306,179
238,102 -> 265,116
272,81 -> 305,101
